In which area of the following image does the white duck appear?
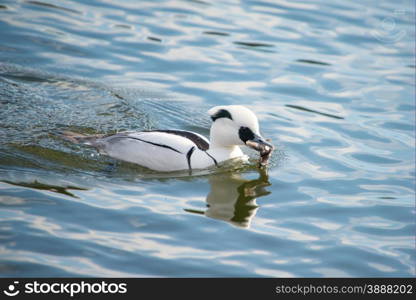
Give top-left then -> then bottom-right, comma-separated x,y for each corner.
63,105 -> 273,172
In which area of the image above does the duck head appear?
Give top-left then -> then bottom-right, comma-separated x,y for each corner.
208,105 -> 273,154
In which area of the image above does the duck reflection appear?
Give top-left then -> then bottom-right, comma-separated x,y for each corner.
185,169 -> 271,228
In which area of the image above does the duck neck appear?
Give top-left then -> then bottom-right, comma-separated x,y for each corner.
207,143 -> 243,161
209,135 -> 238,150
208,122 -> 243,157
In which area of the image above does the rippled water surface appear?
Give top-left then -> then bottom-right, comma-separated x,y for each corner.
0,0 -> 415,277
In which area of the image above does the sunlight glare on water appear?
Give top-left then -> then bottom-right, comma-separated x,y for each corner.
0,0 -> 415,277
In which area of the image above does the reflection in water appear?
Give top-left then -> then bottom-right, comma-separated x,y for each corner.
296,59 -> 331,66
1,180 -> 87,198
285,104 -> 344,120
26,1 -> 82,14
0,0 -> 413,277
185,169 -> 271,228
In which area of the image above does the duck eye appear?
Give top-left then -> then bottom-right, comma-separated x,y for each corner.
239,126 -> 255,143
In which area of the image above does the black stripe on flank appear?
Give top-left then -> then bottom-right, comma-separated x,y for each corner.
210,109 -> 233,122
123,137 -> 182,154
238,126 -> 255,143
144,130 -> 219,168
146,130 -> 209,151
186,146 -> 195,171
205,152 -> 218,167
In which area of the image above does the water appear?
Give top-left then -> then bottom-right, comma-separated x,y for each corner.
0,0 -> 414,277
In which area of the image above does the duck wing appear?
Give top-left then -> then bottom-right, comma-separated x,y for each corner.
91,130 -> 210,171
148,130 -> 209,151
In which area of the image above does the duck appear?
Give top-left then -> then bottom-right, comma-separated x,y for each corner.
62,105 -> 273,172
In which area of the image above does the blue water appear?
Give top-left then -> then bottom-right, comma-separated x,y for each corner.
0,0 -> 415,277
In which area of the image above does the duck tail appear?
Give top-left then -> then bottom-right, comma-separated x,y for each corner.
60,131 -> 104,145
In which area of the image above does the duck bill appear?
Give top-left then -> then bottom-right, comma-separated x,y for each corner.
245,134 -> 273,152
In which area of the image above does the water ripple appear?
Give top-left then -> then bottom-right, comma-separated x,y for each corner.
0,0 -> 414,277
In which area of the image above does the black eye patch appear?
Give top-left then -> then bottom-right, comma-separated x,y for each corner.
239,126 -> 255,143
211,109 -> 233,121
